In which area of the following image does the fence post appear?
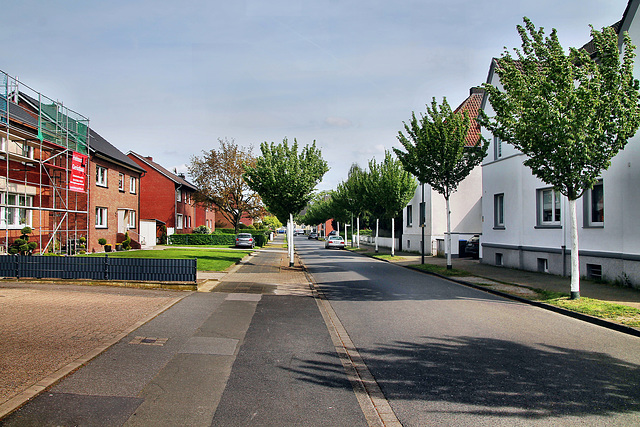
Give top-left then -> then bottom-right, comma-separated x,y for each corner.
15,255 -> 19,279
194,257 -> 197,283
104,253 -> 109,280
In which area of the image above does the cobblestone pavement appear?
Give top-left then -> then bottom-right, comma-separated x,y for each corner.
0,282 -> 186,415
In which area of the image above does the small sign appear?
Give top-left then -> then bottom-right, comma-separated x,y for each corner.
69,151 -> 88,192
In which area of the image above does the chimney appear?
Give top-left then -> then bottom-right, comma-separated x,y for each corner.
146,156 -> 153,161
470,87 -> 485,96
178,173 -> 186,179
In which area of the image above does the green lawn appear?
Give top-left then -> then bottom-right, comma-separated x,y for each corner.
88,248 -> 253,271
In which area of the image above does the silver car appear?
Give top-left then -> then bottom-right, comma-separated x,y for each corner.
325,235 -> 345,249
235,233 -> 255,248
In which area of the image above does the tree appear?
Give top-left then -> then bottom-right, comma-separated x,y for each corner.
332,164 -> 369,247
244,138 -> 329,265
395,97 -> 488,268
188,138 -> 265,234
262,215 -> 283,230
363,151 -> 417,255
481,18 -> 640,299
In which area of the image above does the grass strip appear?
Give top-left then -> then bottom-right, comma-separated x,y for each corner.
409,263 -> 472,277
87,248 -> 252,271
538,295 -> 640,328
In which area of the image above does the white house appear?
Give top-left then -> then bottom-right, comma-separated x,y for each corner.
401,88 -> 485,256
480,0 -> 640,286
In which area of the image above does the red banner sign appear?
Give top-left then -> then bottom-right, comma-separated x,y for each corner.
69,152 -> 88,192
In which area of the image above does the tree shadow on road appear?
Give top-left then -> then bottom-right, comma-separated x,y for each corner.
283,335 -> 640,420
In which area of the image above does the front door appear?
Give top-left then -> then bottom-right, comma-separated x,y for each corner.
117,209 -> 128,234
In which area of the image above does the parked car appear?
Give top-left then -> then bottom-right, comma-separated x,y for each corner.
465,235 -> 480,259
308,232 -> 318,240
325,235 -> 345,249
328,230 -> 337,236
235,233 -> 255,248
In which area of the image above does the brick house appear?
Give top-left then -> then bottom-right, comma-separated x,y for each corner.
127,152 -> 215,242
88,130 -> 145,253
1,74 -> 90,254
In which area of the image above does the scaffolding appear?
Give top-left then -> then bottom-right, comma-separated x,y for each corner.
0,70 -> 90,254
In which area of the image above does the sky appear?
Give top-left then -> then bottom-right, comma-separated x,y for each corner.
1,0 -> 626,192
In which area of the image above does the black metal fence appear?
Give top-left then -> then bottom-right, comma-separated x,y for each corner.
0,255 -> 197,283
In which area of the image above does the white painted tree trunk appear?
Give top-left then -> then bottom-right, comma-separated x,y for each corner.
289,213 -> 294,267
570,199 -> 580,299
446,197 -> 452,269
391,217 -> 395,256
357,217 -> 360,248
375,218 -> 379,253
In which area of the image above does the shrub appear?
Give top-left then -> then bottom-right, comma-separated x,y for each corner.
98,238 -> 107,246
169,233 -> 236,246
193,225 -> 211,234
122,232 -> 132,250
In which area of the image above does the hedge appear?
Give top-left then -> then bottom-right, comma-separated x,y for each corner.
169,232 -> 268,247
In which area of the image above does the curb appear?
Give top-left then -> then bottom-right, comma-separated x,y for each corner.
350,249 -> 640,339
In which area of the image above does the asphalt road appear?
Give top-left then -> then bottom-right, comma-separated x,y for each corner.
298,237 -> 640,426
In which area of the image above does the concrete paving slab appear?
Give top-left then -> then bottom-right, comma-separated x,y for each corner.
2,392 -> 143,427
179,337 -> 239,355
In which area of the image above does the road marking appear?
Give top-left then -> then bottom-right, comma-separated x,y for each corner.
304,269 -> 402,427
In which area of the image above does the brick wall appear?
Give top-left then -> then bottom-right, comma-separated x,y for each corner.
88,158 -> 141,253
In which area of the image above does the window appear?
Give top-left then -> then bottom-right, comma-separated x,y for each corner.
495,253 -> 503,266
419,201 -> 426,227
494,194 -> 504,228
96,166 -> 107,187
537,258 -> 549,273
587,264 -> 602,281
586,181 -> 604,226
537,188 -> 561,226
494,135 -> 502,160
96,207 -> 108,228
176,189 -> 182,202
176,214 -> 183,229
1,193 -> 33,228
406,205 -> 413,227
187,216 -> 191,228
129,177 -> 137,194
127,210 -> 136,229
118,173 -> 124,191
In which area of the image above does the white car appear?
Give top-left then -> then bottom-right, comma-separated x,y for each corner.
325,235 -> 345,249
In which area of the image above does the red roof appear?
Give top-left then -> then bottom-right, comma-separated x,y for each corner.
453,88 -> 485,147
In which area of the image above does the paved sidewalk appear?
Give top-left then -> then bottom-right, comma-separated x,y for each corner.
0,243 -> 374,426
352,244 -> 640,310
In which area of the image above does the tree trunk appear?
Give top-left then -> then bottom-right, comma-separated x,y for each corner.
391,217 -> 395,256
446,196 -> 452,270
570,198 -> 580,299
289,213 -> 294,267
375,218 -> 379,253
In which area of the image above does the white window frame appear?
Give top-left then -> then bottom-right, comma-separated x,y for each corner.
585,180 -> 604,227
494,135 -> 502,160
96,166 -> 108,187
95,207 -> 108,228
537,188 -> 562,227
406,205 -> 413,227
1,193 -> 33,228
176,214 -> 183,229
494,193 -> 504,228
129,176 -> 137,194
176,189 -> 182,202
118,173 -> 125,191
127,210 -> 136,229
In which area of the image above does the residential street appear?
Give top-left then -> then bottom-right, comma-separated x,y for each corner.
297,237 -> 640,426
2,236 -> 640,426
